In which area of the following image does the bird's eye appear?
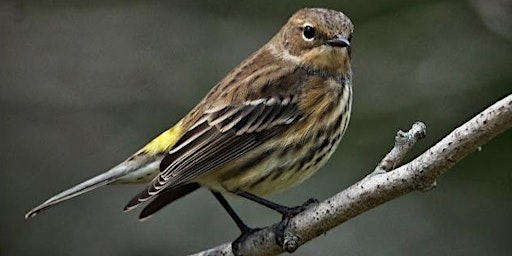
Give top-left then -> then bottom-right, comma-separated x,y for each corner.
302,25 -> 315,41
347,34 -> 353,42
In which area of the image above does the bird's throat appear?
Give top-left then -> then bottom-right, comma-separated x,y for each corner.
301,46 -> 351,76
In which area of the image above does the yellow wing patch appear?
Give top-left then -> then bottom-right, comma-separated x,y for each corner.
141,121 -> 185,155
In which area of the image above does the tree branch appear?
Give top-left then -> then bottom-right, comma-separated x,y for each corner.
190,94 -> 512,256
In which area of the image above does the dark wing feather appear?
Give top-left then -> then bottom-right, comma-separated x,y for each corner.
124,96 -> 300,211
138,183 -> 200,220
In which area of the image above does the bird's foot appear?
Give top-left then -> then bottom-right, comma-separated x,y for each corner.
275,198 -> 319,252
232,226 -> 261,256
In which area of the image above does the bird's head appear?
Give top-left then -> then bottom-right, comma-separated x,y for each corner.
271,8 -> 354,75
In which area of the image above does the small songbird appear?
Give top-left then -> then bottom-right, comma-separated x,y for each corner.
26,7 -> 353,244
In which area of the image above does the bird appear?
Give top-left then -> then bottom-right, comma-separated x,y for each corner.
26,7 -> 353,245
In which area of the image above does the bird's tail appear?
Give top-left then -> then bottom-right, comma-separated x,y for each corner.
25,155 -> 160,219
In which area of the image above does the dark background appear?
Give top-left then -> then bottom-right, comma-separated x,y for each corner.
1,0 -> 511,255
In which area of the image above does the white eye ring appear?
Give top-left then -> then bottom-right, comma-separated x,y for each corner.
302,23 -> 315,41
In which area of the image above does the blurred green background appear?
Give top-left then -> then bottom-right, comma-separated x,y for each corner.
1,0 -> 511,255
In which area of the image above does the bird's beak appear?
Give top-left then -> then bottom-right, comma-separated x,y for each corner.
326,34 -> 350,48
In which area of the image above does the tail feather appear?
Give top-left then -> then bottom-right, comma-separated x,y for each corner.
25,155 -> 159,219
25,173 -> 116,218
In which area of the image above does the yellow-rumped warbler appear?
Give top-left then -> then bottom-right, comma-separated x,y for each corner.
27,7 -> 354,245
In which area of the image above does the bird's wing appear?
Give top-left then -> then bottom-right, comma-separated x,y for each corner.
124,94 -> 301,211
138,183 -> 201,220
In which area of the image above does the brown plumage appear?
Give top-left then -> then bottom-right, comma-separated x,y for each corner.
124,8 -> 354,218
26,9 -> 354,242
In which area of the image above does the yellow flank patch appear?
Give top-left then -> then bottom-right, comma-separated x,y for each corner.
141,121 -> 185,155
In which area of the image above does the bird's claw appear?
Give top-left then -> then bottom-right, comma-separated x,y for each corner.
232,226 -> 261,256
275,198 -> 319,251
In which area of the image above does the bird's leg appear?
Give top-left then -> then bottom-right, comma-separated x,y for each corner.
236,191 -> 319,247
236,191 -> 318,218
211,191 -> 260,255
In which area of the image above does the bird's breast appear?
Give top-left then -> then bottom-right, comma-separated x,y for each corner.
198,78 -> 352,196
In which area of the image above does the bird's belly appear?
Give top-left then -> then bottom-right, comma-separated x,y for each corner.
197,116 -> 346,196
197,81 -> 351,195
